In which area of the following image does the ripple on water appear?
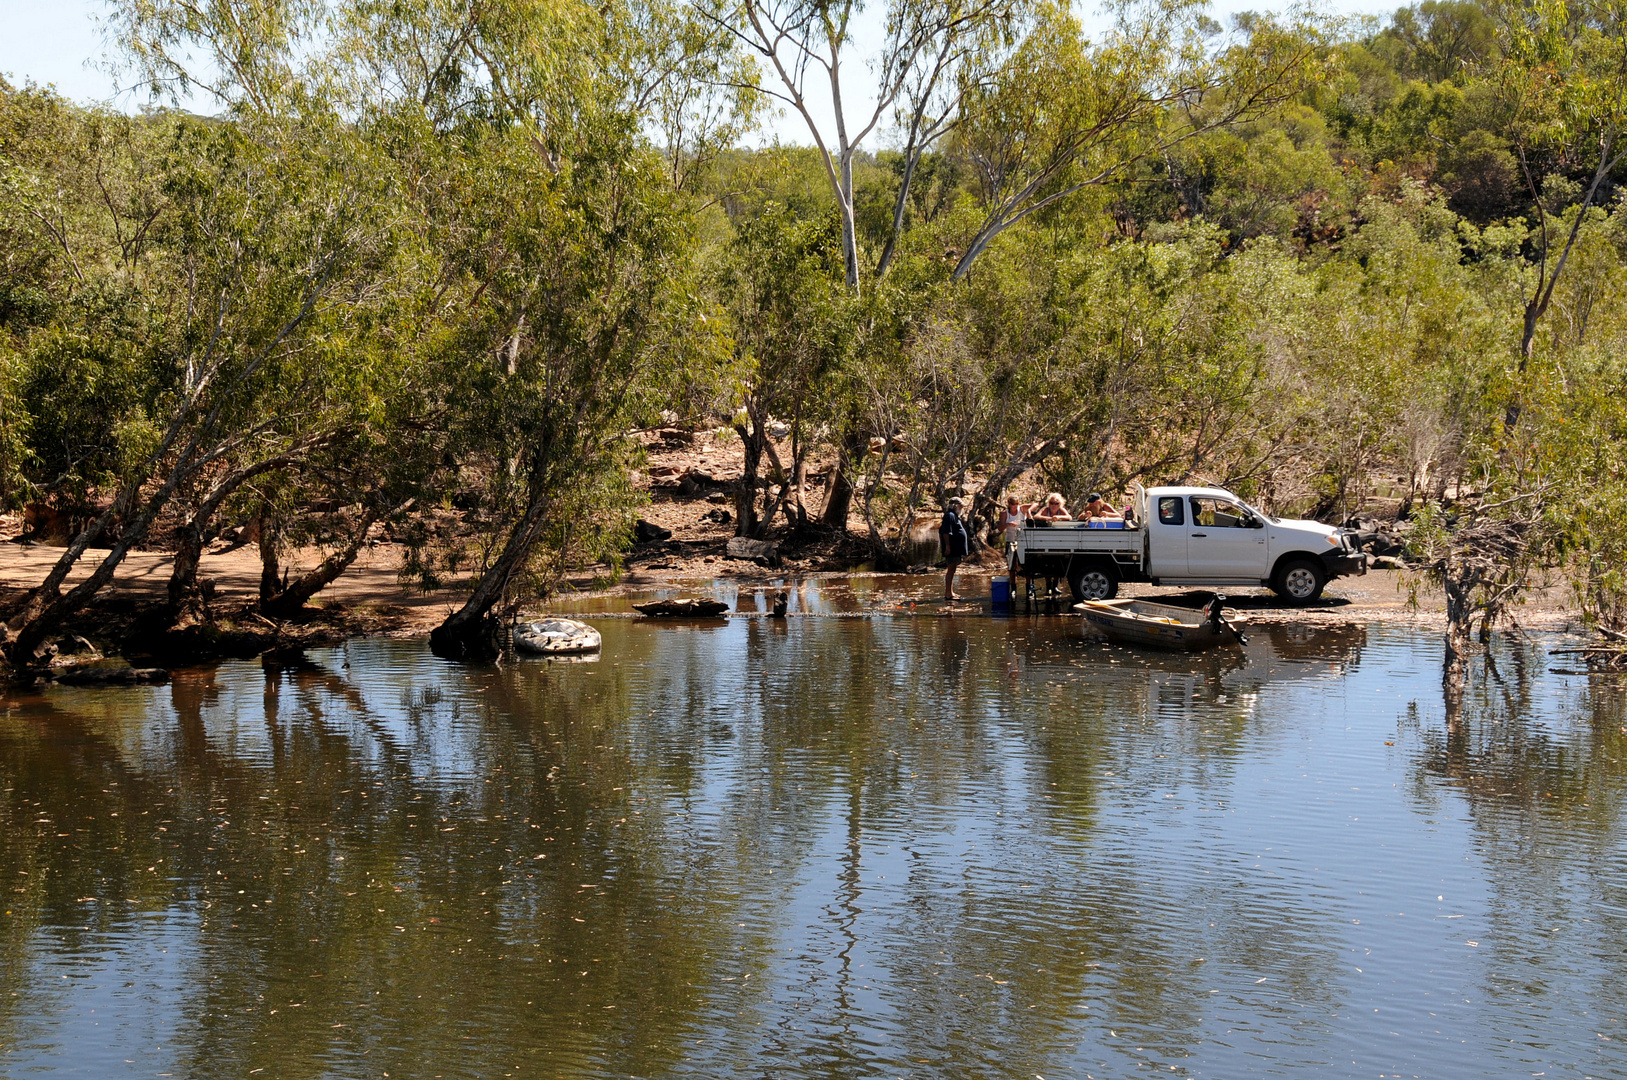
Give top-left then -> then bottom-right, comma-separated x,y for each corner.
0,621 -> 1624,1079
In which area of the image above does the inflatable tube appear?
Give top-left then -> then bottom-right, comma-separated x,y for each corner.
513,619 -> 602,655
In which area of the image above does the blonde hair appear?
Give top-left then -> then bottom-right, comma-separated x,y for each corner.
1045,492 -> 1065,505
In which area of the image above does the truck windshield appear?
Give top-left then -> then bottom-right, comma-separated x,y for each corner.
1239,500 -> 1276,524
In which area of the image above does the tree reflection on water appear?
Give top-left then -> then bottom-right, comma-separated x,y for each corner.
0,618 -> 1622,1078
1413,634 -> 1627,1039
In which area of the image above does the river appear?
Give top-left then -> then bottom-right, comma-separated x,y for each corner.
1,613 -> 1624,1078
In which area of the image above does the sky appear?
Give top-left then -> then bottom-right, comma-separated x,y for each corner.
0,0 -> 1394,147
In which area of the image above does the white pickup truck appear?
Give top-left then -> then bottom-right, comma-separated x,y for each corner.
1011,485 -> 1367,603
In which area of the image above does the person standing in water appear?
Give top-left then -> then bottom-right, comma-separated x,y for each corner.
938,497 -> 971,600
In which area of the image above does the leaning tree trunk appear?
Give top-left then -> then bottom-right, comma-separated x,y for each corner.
430,483 -> 553,662
260,505 -> 384,620
821,432 -> 868,530
6,469 -> 190,666
168,458 -> 292,624
258,507 -> 286,607
734,416 -> 764,539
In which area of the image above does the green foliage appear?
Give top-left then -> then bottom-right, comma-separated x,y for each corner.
714,199 -> 856,533
14,0 -> 1627,655
1372,0 -> 1499,83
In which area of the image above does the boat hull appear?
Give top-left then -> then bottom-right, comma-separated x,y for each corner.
1077,599 -> 1242,651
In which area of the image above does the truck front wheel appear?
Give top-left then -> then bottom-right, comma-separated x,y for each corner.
1272,557 -> 1326,604
1069,564 -> 1119,602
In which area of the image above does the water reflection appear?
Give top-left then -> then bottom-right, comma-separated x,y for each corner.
1,620 -> 1623,1079
544,573 -> 1007,615
1407,637 -> 1627,1067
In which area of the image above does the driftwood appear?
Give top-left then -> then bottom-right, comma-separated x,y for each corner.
53,665 -> 170,686
725,537 -> 781,566
633,599 -> 729,618
1549,640 -> 1627,670
634,519 -> 673,544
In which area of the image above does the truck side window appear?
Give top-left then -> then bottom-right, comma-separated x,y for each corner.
1157,497 -> 1184,526
1191,497 -> 1247,527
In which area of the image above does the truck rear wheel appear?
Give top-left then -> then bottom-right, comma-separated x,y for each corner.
1069,563 -> 1119,602
1272,557 -> 1326,604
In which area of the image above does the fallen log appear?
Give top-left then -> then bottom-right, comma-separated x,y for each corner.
53,665 -> 170,686
725,537 -> 781,567
632,599 -> 729,618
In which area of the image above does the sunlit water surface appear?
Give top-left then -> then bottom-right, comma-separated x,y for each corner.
1,618 -> 1624,1079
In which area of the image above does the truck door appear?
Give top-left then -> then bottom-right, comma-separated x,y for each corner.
1148,494 -> 1189,576
1185,495 -> 1268,578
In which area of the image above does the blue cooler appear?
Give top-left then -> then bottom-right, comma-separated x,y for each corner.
990,577 -> 1012,605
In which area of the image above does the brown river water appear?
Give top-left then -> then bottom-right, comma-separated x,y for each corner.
1,609 -> 1624,1079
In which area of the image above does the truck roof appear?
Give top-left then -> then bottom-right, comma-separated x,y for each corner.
1144,486 -> 1244,500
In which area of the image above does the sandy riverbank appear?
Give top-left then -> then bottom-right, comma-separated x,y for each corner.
0,524 -> 1585,675
1,416 -> 1586,657
0,540 -> 459,634
1,537 -> 1582,634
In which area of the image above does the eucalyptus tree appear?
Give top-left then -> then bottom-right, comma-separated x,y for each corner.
251,431 -> 426,620
709,0 -> 1020,293
716,200 -> 857,537
108,0 -> 331,112
1481,0 -> 1627,406
948,0 -> 1332,279
317,0 -> 740,658
92,0 -> 747,658
1371,0 -> 1498,82
3,109 -> 403,664
0,81 -> 168,326
423,124 -> 725,659
855,220 -> 1296,557
611,0 -> 765,189
0,82 -> 172,511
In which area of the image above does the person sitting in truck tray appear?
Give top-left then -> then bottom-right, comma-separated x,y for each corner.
1034,493 -> 1071,520
1083,492 -> 1118,519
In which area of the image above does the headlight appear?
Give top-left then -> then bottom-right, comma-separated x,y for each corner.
1325,534 -> 1341,546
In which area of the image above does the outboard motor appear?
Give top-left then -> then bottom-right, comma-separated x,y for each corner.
1202,592 -> 1248,644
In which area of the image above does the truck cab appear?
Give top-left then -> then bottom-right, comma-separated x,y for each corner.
1140,486 -> 1365,600
1011,485 -> 1366,603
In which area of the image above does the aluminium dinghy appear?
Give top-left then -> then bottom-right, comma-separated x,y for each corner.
1075,594 -> 1246,651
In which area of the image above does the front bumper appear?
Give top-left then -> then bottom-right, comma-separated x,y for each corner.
1321,549 -> 1368,579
